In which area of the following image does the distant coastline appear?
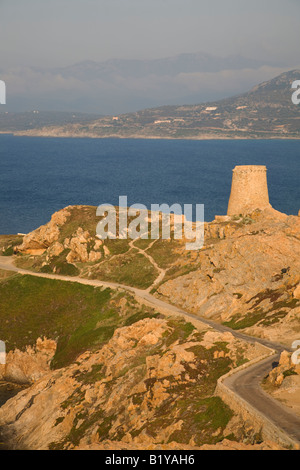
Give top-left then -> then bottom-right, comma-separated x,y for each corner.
1,70 -> 299,141
3,131 -> 300,140
7,132 -> 300,141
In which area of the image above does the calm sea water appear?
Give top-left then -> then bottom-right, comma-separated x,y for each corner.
0,135 -> 299,234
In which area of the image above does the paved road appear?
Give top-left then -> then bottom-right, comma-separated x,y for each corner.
224,356 -> 300,444
137,289 -> 300,446
1,256 -> 299,445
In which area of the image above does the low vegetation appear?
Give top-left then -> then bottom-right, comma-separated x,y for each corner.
0,273 -> 160,368
89,249 -> 159,289
146,239 -> 181,269
223,288 -> 300,330
0,235 -> 23,256
0,270 -> 248,449
50,318 -> 237,449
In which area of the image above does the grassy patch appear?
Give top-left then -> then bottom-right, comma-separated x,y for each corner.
0,274 -> 159,369
58,206 -> 99,242
163,318 -> 196,347
0,235 -> 23,255
223,310 -> 266,330
14,253 -> 47,272
75,364 -> 105,385
223,288 -> 299,330
133,238 -> 155,250
147,239 -> 181,269
104,239 -> 131,255
0,269 -> 17,280
124,309 -> 161,326
90,250 -> 159,289
41,249 -> 80,276
283,369 -> 297,379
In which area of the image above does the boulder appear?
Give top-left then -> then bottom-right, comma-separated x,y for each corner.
293,284 -> 300,300
1,337 -> 56,384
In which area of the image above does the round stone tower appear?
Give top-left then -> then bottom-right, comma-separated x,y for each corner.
227,165 -> 271,216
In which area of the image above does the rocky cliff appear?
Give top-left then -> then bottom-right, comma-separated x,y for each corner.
11,70 -> 300,140
0,316 -> 268,450
4,203 -> 300,346
157,208 -> 300,347
1,203 -> 299,449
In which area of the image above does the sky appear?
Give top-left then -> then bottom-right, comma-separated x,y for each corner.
0,0 -> 299,113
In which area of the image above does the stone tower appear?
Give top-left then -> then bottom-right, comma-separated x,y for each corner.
227,165 -> 271,216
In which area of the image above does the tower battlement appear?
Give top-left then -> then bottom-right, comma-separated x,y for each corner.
227,165 -> 271,216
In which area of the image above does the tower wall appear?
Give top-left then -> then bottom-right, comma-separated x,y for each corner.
227,165 -> 271,216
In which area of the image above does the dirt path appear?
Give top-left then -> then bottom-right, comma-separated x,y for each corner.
1,255 -> 300,446
129,239 -> 167,291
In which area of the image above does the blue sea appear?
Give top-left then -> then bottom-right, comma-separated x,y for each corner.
0,135 -> 299,234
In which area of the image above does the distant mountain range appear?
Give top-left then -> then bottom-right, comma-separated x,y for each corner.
10,70 -> 300,140
54,53 -> 278,79
0,52 -> 296,114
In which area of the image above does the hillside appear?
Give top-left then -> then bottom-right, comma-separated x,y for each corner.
0,204 -> 300,449
13,70 -> 300,139
0,111 -> 101,132
0,52 -> 284,114
2,203 -> 300,346
0,276 -> 262,450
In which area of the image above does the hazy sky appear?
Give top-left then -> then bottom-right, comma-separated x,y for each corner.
0,0 -> 299,113
1,0 -> 299,68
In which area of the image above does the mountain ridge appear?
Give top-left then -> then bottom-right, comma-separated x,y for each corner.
1,51 -> 296,114
11,70 -> 300,140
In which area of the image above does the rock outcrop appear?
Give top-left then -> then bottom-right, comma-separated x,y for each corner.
0,318 -> 261,450
1,202 -> 299,450
0,337 -> 56,384
16,206 -> 103,269
17,208 -> 71,255
265,351 -> 300,417
158,208 -> 300,346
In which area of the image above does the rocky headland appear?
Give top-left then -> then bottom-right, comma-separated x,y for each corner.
0,200 -> 299,450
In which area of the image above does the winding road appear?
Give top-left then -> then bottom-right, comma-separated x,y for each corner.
0,255 -> 300,447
